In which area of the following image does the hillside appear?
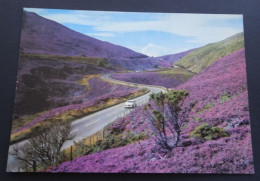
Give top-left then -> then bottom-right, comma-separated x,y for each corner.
15,11 -> 154,118
21,11 -> 147,59
111,67 -> 194,88
174,32 -> 244,73
51,48 -> 253,173
157,49 -> 194,63
177,48 -> 249,122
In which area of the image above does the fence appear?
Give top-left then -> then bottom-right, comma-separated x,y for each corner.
61,129 -> 105,164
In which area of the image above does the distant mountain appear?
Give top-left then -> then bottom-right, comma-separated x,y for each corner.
20,11 -> 147,59
108,49 -> 194,71
156,49 -> 194,64
20,11 -> 198,71
174,32 -> 244,73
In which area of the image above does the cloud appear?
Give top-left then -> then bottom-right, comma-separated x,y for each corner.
139,43 -> 172,57
24,8 -> 46,14
35,10 -> 111,26
93,13 -> 243,44
87,32 -> 115,37
24,8 -> 243,52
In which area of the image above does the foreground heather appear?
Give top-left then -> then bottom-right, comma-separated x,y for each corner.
50,129 -> 253,173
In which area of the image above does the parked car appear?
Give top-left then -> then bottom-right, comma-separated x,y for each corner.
124,100 -> 137,109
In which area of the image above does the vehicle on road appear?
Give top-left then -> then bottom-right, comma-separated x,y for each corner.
124,100 -> 137,109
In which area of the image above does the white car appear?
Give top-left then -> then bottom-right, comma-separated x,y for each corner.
124,100 -> 137,109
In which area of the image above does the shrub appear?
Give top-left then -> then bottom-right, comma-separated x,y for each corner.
143,90 -> 196,152
153,64 -> 159,68
190,123 -> 229,141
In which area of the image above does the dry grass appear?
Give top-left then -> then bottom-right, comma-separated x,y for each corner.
78,74 -> 100,89
20,53 -> 109,66
62,130 -> 104,160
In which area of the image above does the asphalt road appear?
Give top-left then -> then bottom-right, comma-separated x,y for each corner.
6,74 -> 166,172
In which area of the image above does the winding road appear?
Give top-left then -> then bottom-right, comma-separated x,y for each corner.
6,74 -> 166,172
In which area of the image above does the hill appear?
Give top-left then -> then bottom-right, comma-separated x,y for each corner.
111,67 -> 194,88
157,49 -> 193,64
21,11 -> 196,71
174,32 -> 244,73
21,11 -> 147,59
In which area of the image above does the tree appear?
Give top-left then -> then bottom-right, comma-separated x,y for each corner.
10,122 -> 75,171
153,64 -> 159,68
143,90 -> 195,152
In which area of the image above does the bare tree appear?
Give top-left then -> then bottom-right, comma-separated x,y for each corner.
11,122 -> 75,171
143,90 -> 195,152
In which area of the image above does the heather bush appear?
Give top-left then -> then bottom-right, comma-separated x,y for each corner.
143,90 -> 195,151
190,123 -> 229,141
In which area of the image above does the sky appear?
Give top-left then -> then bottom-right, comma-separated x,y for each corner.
24,8 -> 243,57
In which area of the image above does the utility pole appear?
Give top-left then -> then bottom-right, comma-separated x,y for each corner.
70,146 -> 73,161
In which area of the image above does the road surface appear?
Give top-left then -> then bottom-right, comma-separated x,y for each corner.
6,74 -> 166,172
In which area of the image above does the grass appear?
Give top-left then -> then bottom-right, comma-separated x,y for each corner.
11,112 -> 46,133
20,53 -> 109,67
61,130 -> 104,161
196,103 -> 216,114
10,88 -> 150,144
78,74 -> 101,89
192,116 -> 203,122
156,67 -> 195,82
174,32 -> 244,73
220,92 -> 232,103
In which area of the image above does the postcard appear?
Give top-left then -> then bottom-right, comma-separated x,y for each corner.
6,8 -> 254,173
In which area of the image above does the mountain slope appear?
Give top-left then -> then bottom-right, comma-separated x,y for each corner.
157,49 -> 193,64
21,11 -> 147,59
174,32 -> 244,73
177,48 -> 249,121
20,11 -> 197,71
108,49 -> 193,71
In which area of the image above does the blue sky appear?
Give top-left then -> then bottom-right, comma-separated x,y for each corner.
24,8 -> 243,57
